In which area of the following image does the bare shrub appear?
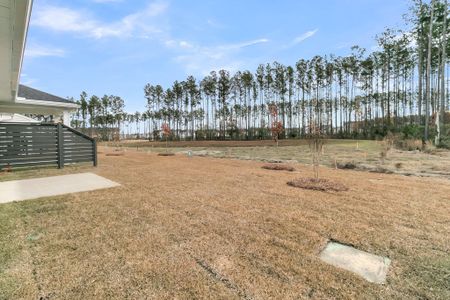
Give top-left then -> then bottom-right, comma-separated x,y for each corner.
370,166 -> 394,174
379,150 -> 387,164
307,128 -> 325,179
394,139 -> 422,151
380,132 -> 395,164
162,123 -> 171,152
287,178 -> 348,192
262,164 -> 295,172
2,163 -> 12,173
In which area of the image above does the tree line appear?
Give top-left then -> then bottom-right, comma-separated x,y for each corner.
72,0 -> 449,146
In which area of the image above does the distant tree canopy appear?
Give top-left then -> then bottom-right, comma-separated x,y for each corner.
72,0 -> 450,144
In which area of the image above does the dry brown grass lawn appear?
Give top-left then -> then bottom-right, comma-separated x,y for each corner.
107,139 -> 450,180
1,148 -> 449,299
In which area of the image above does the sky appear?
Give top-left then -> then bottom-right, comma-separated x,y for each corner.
22,0 -> 411,112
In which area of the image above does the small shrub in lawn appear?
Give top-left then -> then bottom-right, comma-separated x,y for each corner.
262,164 -> 295,172
287,178 -> 348,192
1,164 -> 12,173
269,104 -> 284,147
307,127 -> 325,179
380,132 -> 395,164
394,138 -> 422,151
162,123 -> 172,151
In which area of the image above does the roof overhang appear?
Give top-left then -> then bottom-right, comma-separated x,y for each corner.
0,98 -> 79,115
0,113 -> 40,122
0,0 -> 33,103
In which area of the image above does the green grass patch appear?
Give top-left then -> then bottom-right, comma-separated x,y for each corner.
0,203 -> 24,298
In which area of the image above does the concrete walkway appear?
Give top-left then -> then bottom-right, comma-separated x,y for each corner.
0,173 -> 120,204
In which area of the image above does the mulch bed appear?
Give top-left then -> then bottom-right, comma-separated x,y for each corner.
287,178 -> 348,192
262,164 -> 295,172
336,162 -> 357,169
158,153 -> 175,156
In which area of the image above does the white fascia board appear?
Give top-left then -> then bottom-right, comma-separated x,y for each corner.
16,98 -> 80,109
0,103 -> 69,115
11,0 -> 33,100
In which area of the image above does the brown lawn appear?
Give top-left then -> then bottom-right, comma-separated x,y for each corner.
1,148 -> 449,299
105,139 -> 450,180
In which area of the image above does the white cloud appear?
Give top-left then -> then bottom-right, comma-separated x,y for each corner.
291,29 -> 319,46
31,1 -> 169,39
164,40 -> 195,49
25,44 -> 66,58
228,38 -> 270,49
171,38 -> 269,75
206,19 -> 225,29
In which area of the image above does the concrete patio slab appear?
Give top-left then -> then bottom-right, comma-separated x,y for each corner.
0,173 -> 120,204
320,242 -> 391,284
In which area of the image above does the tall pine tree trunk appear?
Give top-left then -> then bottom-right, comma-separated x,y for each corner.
424,0 -> 435,143
439,0 -> 448,144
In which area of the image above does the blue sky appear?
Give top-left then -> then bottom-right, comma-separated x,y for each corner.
22,0 -> 410,112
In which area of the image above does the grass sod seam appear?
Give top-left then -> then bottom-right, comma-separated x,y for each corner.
193,257 -> 253,300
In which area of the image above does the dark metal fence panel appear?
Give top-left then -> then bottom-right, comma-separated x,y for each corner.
63,126 -> 96,165
0,123 -> 97,169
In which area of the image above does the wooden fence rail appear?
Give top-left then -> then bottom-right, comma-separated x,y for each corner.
0,123 -> 97,170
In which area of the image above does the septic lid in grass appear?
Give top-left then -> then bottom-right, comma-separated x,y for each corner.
319,241 -> 391,284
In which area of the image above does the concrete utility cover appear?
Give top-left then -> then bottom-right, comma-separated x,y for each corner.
320,242 -> 391,284
0,173 -> 120,203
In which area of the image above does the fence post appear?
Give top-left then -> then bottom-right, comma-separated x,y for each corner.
57,123 -> 64,169
93,139 -> 98,167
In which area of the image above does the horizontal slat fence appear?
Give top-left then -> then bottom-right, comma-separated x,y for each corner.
0,123 -> 97,169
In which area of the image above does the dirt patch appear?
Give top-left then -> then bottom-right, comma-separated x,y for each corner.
287,178 -> 348,192
262,164 -> 295,172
